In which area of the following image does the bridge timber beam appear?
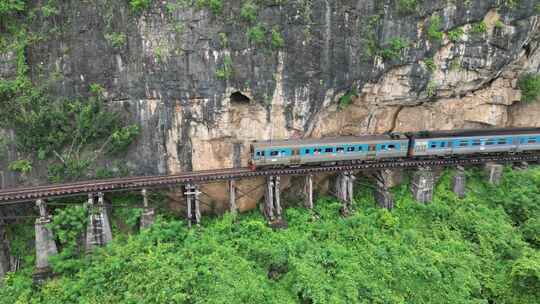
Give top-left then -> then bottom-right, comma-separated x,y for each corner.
1,152 -> 539,204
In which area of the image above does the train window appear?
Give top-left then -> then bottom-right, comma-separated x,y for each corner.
270,151 -> 279,156
261,151 -> 265,156
430,143 -> 437,149
498,138 -> 506,145
388,144 -> 396,150
485,140 -> 495,145
325,147 -> 334,153
336,147 -> 345,153
304,149 -> 311,154
440,142 -> 446,148
472,139 -> 481,146
347,147 -> 355,152
459,141 -> 468,147
256,151 -> 261,156
358,146 -> 364,151
528,138 -> 537,144
314,148 -> 322,154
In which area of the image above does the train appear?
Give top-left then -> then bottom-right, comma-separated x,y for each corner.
249,128 -> 540,169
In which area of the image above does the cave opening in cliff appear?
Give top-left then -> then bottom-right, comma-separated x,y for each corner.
230,91 -> 251,104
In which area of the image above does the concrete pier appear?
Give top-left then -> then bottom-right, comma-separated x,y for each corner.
485,162 -> 503,185
184,184 -> 201,227
264,176 -> 286,227
335,171 -> 355,215
411,167 -> 434,204
228,180 -> 237,216
0,223 -> 11,281
373,169 -> 395,209
85,193 -> 113,253
33,199 -> 58,284
452,165 -> 466,199
304,174 -> 314,209
140,189 -> 155,229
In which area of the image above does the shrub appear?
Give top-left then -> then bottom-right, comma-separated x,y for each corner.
104,32 -> 126,49
447,27 -> 464,43
424,58 -> 436,72
380,37 -> 407,60
0,0 -> 25,16
216,55 -> 233,80
270,27 -> 284,49
8,159 -> 32,174
240,0 -> 258,23
338,88 -> 358,110
518,73 -> 540,103
397,0 -> 417,15
427,15 -> 443,42
129,0 -> 151,13
471,21 -> 487,35
247,23 -> 265,44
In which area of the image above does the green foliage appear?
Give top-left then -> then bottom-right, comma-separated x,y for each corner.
426,80 -> 437,97
397,0 -> 417,15
471,21 -> 487,35
215,55 -> 233,80
495,20 -> 505,29
537,4 -> 540,13
196,0 -> 222,14
240,0 -> 258,23
380,37 -> 407,60
447,26 -> 464,43
0,136 -> 7,159
3,167 -> 540,303
41,0 -> 59,17
518,73 -> 540,103
338,88 -> 358,110
0,0 -> 25,17
108,125 -> 140,155
247,23 -> 266,44
48,205 -> 88,274
8,159 -> 32,174
105,32 -> 126,49
427,15 -> 443,42
424,57 -> 436,72
129,0 -> 151,13
270,27 -> 285,49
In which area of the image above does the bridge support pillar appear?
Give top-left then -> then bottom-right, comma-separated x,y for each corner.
85,193 -> 113,253
264,176 -> 286,227
373,169 -> 395,209
335,171 -> 355,215
33,199 -> 58,285
185,184 -> 201,227
304,174 -> 314,209
229,180 -> 237,216
411,167 -> 434,204
485,162 -> 503,185
140,189 -> 155,229
452,165 -> 466,199
0,223 -> 11,282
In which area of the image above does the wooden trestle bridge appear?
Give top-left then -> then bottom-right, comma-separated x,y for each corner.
0,151 -> 538,283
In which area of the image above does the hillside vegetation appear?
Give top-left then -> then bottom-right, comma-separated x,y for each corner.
1,167 -> 540,303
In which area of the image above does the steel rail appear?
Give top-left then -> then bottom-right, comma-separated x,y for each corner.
1,153 -> 538,204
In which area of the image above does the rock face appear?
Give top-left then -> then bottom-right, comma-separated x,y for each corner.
1,1 -> 540,211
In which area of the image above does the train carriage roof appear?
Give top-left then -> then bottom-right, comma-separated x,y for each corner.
410,127 -> 540,139
252,134 -> 407,149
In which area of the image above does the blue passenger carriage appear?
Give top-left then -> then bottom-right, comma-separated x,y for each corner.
409,128 -> 540,157
250,134 -> 409,168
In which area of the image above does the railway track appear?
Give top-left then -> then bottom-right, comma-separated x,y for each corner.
1,152 -> 539,204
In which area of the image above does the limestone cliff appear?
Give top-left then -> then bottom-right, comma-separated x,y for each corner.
1,0 -> 539,211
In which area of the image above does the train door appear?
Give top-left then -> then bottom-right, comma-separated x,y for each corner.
290,148 -> 301,165
367,144 -> 377,159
